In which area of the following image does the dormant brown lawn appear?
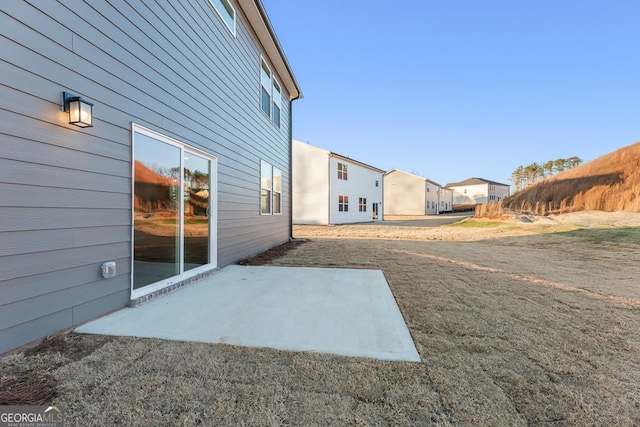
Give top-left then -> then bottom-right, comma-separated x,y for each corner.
2,212 -> 640,426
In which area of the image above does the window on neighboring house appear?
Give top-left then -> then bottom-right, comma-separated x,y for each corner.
272,80 -> 281,128
209,0 -> 236,36
338,162 -> 348,180
338,195 -> 349,212
273,167 -> 282,214
375,179 -> 379,187
359,197 -> 367,212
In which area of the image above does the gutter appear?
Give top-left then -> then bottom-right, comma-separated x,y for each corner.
253,0 -> 303,100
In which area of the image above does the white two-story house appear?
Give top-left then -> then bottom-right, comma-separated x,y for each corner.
293,140 -> 384,224
446,177 -> 510,205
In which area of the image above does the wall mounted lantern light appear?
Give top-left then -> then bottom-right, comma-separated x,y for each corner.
62,92 -> 93,128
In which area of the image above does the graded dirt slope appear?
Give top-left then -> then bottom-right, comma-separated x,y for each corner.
506,141 -> 640,213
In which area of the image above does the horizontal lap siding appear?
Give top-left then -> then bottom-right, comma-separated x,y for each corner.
0,0 -> 293,353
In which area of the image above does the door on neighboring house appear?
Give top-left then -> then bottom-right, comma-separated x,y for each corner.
372,203 -> 379,220
132,124 -> 217,298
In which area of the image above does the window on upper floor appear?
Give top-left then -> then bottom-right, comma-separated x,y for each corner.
209,0 -> 236,36
338,163 -> 348,180
272,80 -> 281,128
260,59 -> 271,117
260,57 -> 282,128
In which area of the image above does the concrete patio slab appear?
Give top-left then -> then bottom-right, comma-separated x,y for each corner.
75,265 -> 421,362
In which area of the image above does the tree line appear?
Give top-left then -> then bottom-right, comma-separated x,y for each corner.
511,156 -> 582,192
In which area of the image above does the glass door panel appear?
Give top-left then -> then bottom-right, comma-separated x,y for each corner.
184,152 -> 210,271
133,134 -> 181,289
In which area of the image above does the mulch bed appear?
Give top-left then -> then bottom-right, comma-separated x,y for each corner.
236,239 -> 306,266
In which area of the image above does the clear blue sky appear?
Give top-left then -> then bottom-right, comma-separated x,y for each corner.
261,0 -> 639,186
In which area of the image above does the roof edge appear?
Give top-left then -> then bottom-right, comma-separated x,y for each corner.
238,0 -> 302,100
328,151 -> 386,174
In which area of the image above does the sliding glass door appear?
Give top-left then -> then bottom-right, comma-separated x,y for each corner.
132,125 -> 216,294
183,152 -> 211,272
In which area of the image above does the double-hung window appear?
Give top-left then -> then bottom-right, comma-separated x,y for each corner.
260,57 -> 282,128
261,160 -> 272,214
272,80 -> 281,127
273,167 -> 282,214
260,59 -> 272,117
338,195 -> 349,212
359,198 -> 367,212
261,160 -> 282,215
337,163 -> 348,180
209,0 -> 236,36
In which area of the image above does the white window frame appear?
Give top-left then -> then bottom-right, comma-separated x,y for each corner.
359,197 -> 367,212
338,195 -> 349,212
260,160 -> 272,215
260,161 -> 282,215
260,58 -> 272,118
272,79 -> 282,128
338,162 -> 348,180
273,167 -> 282,215
131,123 -> 218,299
259,56 -> 283,128
209,0 -> 236,37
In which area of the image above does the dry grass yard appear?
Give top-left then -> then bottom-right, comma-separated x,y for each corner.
2,211 -> 640,425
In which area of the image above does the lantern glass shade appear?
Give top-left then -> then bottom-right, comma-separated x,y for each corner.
63,92 -> 93,128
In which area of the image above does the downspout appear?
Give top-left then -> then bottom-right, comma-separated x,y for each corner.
381,172 -> 384,221
288,95 -> 302,241
328,153 -> 334,225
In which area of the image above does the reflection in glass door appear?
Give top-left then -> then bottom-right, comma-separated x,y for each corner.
132,125 -> 216,292
133,133 -> 181,289
184,153 -> 210,271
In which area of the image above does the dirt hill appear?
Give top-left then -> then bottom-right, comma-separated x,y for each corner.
134,161 -> 174,185
504,141 -> 640,214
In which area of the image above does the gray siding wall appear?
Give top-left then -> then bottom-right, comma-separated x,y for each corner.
0,0 -> 293,353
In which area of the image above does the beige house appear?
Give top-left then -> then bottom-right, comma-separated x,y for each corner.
383,169 -> 452,215
445,177 -> 510,205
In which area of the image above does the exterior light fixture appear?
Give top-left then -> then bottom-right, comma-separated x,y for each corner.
62,92 -> 93,128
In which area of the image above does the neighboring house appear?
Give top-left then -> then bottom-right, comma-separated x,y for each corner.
1,0 -> 301,354
292,140 -> 384,224
439,187 -> 454,213
425,179 -> 440,215
446,177 -> 510,205
383,169 -> 452,215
